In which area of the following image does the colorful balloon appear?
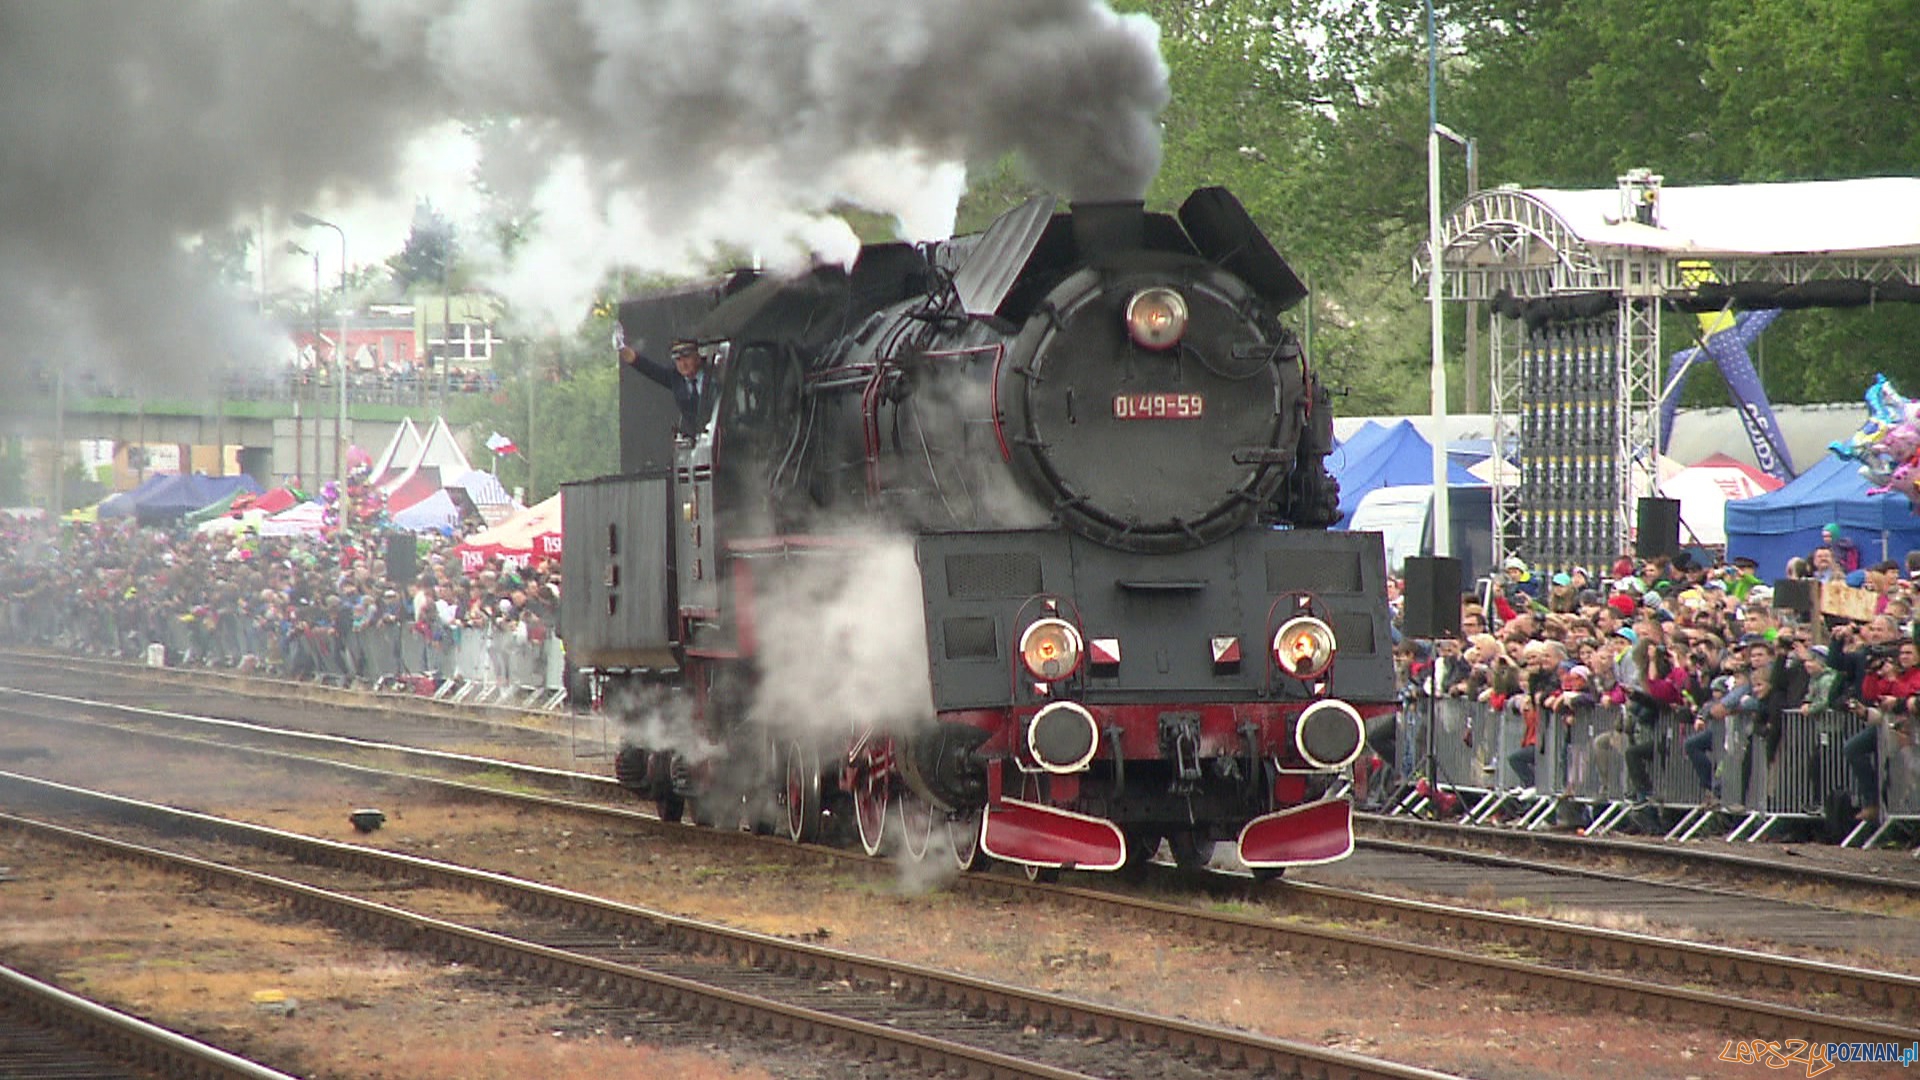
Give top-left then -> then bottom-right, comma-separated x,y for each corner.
1834,375 -> 1920,510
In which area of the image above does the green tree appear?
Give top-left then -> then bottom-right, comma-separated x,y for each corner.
192,226 -> 256,291
1706,0 -> 1920,179
386,200 -> 458,294
1452,1 -> 1722,186
449,322 -> 622,503
0,437 -> 28,506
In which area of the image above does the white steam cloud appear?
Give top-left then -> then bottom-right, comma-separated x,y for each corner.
749,534 -> 935,741
1,0 -> 1167,386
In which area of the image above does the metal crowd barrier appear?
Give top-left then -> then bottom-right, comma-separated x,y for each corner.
1714,709 -> 1864,843
1848,721 -> 1920,848
1378,696 -> 1915,849
0,599 -> 567,711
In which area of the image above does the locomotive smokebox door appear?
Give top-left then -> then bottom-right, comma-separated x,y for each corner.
996,261 -> 1304,554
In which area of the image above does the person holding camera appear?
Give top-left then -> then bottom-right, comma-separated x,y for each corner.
1844,638 -> 1920,822
1829,614 -> 1901,704
1686,640 -> 1741,805
1621,627 -> 1690,811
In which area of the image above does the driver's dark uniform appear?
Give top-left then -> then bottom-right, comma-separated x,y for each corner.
624,350 -> 713,436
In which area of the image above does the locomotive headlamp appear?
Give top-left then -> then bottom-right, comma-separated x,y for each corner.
1271,616 -> 1336,679
1019,617 -> 1084,681
1294,699 -> 1365,770
1125,287 -> 1188,350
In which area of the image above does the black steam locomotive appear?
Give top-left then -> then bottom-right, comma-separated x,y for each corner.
560,188 -> 1395,875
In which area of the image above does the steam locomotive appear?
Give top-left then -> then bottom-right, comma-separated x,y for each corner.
559,187 -> 1395,876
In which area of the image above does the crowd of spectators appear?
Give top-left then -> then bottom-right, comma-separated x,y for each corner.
0,514 -> 556,686
2,506 -> 1911,838
1385,537 -> 1920,829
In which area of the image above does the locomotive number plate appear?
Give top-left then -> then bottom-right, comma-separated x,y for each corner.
1113,392 -> 1205,420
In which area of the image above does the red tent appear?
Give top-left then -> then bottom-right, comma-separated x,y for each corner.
1685,452 -> 1782,490
231,487 -> 302,516
384,466 -> 442,513
455,492 -> 561,572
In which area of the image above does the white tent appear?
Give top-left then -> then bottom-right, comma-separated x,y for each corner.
1467,455 -> 1520,486
444,467 -> 514,510
366,418 -> 423,488
1657,453 -> 1783,546
391,488 -> 462,533
259,500 -> 330,537
195,509 -> 269,535
378,416 -> 472,500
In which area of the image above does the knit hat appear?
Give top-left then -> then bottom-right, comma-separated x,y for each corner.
1614,627 -> 1637,643
1607,593 -> 1638,618
1551,572 -> 1572,587
1503,554 -> 1527,572
1567,664 -> 1592,681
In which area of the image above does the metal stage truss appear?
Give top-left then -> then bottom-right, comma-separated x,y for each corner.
1418,174 -> 1920,571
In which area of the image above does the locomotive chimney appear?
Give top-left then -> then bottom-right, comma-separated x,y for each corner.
1070,200 -> 1145,259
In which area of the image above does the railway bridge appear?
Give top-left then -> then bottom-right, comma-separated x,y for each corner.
3,369 -> 492,493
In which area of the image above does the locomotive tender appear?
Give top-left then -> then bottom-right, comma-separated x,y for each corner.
560,187 -> 1395,875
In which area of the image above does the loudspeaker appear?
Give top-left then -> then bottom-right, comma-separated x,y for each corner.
386,533 -> 419,587
1635,497 -> 1681,559
1402,555 -> 1463,639
1771,578 -> 1816,616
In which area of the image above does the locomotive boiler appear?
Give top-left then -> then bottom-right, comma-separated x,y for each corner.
560,187 -> 1395,876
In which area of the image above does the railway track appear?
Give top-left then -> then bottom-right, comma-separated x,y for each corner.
0,962 -> 299,1080
14,648 -> 1920,880
7,678 -> 1920,1045
1357,814 -> 1920,906
9,649 -> 1920,915
1,780 -> 1464,1080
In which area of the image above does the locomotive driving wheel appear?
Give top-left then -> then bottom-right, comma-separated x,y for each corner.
785,741 -> 824,844
947,809 -> 984,871
853,766 -> 890,857
898,791 -> 934,863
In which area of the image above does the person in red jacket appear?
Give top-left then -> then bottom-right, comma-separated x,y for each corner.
1845,639 -> 1920,821
1622,631 -> 1689,809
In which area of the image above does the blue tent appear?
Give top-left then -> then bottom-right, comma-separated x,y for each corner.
99,473 -> 262,526
95,472 -> 173,520
1723,453 -> 1920,579
1326,421 -> 1387,478
1328,419 -> 1483,527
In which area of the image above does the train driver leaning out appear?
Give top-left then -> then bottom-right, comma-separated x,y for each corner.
618,333 -> 714,437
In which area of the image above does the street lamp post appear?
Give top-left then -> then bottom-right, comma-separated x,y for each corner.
287,242 -> 320,486
292,212 -> 348,481
1435,124 -> 1479,412
1425,0 -> 1450,558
